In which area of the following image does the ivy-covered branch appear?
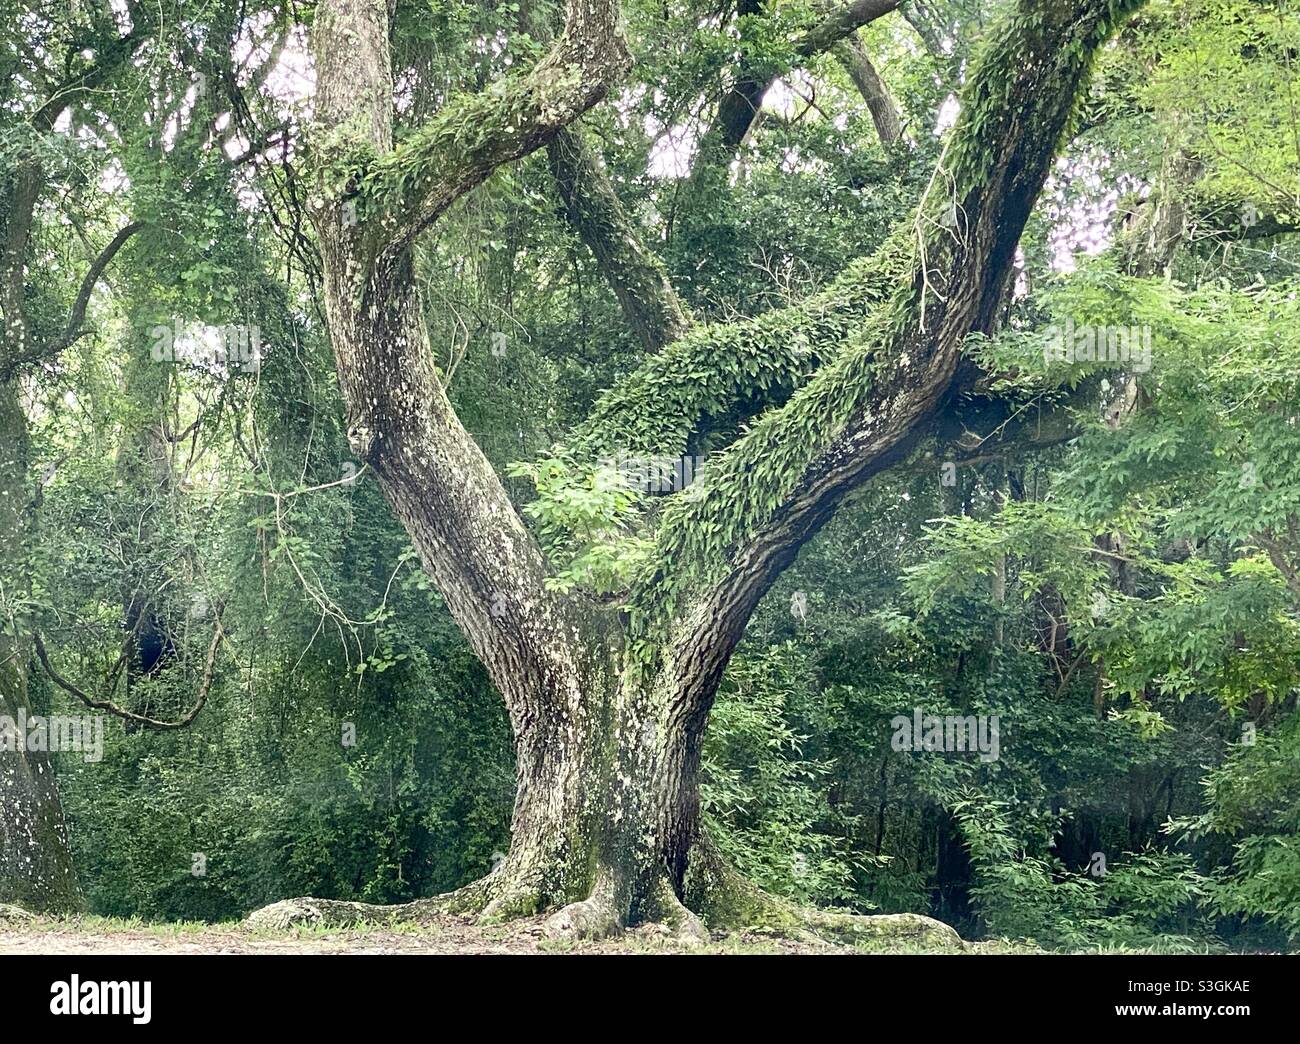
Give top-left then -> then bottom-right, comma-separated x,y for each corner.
341,0 -> 632,263
566,246 -> 905,460
650,0 -> 1151,705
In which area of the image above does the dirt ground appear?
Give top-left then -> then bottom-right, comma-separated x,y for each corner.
0,911 -> 909,955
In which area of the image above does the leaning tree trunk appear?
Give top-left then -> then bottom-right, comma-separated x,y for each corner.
315,232 -> 712,933
0,380 -> 81,912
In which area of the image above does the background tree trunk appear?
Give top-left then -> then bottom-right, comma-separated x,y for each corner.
0,381 -> 81,912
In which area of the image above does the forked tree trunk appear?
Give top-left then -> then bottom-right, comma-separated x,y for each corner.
319,237 -> 711,932
246,0 -> 1145,945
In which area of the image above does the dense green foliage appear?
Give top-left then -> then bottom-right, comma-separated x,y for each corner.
3,0 -> 1298,949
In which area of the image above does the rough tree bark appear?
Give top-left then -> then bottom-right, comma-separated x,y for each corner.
247,0 -> 1147,944
0,380 -> 81,913
0,11 -> 151,910
0,170 -> 80,913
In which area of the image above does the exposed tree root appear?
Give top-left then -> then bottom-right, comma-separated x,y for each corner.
0,903 -> 36,925
683,836 -> 964,951
242,875 -> 494,931
540,870 -> 626,941
242,840 -> 961,950
477,883 -> 543,924
639,875 -> 710,947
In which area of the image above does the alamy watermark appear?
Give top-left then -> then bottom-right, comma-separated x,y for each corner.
0,709 -> 105,763
150,319 -> 263,373
1043,318 -> 1152,373
597,453 -> 707,494
50,975 -> 151,1024
890,707 -> 1000,763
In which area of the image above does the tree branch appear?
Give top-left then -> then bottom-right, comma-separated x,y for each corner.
0,221 -> 142,382
567,249 -> 901,459
833,33 -> 904,146
33,620 -> 222,731
30,17 -> 156,132
699,0 -> 903,173
798,0 -> 905,59
338,0 -> 632,262
1253,528 -> 1300,605
547,127 -> 692,353
654,0 -> 1149,712
310,0 -> 615,727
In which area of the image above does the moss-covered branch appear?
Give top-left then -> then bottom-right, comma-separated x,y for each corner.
330,0 -> 632,263
567,244 -> 907,460
639,0 -> 1150,697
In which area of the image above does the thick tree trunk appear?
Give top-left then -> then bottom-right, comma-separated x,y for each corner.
486,663 -> 713,937
0,381 -> 80,912
319,238 -> 706,932
1,153 -> 82,913
245,0 -> 1141,949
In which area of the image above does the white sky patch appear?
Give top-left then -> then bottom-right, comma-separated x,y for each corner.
473,31 -> 510,60
646,115 -> 697,180
108,0 -> 132,33
1013,245 -> 1029,300
99,158 -> 129,194
614,85 -> 647,129
764,70 -> 822,124
394,69 -> 417,115
1043,151 -> 1147,272
160,321 -> 261,379
235,17 -> 314,108
224,19 -> 313,172
763,77 -> 800,121
779,146 -> 830,177
161,79 -> 205,153
934,94 -> 960,136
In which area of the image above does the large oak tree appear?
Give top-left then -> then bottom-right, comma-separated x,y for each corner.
243,0 -> 1149,942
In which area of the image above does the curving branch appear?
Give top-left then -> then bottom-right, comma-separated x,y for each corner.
309,0 -> 626,729
0,221 -> 143,383
655,0 -> 1151,716
2,220 -> 144,381
798,0 -> 906,58
33,619 -> 223,731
